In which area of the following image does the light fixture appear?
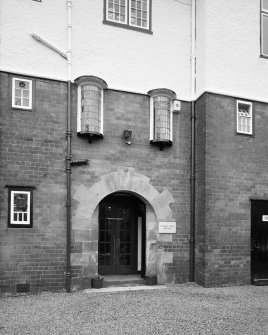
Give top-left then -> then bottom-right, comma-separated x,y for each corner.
123,130 -> 132,145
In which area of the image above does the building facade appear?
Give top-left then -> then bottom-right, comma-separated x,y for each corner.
0,0 -> 268,295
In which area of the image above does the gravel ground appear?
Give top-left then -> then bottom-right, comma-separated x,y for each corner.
0,283 -> 268,335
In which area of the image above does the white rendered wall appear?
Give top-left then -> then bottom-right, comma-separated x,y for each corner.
196,0 -> 268,102
0,0 -> 67,81
0,0 -> 192,100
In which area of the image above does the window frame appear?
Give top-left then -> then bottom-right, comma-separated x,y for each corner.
74,76 -> 108,140
149,95 -> 173,143
236,100 -> 254,136
103,0 -> 153,34
7,186 -> 34,228
12,77 -> 33,110
261,0 -> 268,57
148,88 -> 177,146
77,84 -> 104,135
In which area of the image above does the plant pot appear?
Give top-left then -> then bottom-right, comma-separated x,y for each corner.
145,276 -> 157,286
91,277 -> 103,289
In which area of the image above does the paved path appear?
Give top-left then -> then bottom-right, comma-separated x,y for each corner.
0,283 -> 268,334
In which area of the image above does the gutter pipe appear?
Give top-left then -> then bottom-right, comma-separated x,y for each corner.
66,0 -> 72,293
189,0 -> 196,282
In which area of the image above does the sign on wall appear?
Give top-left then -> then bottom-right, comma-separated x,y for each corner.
159,222 -> 176,234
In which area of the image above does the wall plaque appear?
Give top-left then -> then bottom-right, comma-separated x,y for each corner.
159,221 -> 176,234
262,215 -> 268,221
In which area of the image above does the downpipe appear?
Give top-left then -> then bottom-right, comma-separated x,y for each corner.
66,0 -> 72,293
189,0 -> 196,282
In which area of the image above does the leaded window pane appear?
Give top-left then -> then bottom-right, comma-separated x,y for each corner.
81,85 -> 102,134
153,96 -> 171,141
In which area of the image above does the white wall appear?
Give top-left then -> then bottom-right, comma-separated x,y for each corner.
0,0 -> 192,100
196,0 -> 268,102
0,0 -> 67,81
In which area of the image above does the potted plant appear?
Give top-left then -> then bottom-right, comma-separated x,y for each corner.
91,274 -> 104,289
145,273 -> 157,286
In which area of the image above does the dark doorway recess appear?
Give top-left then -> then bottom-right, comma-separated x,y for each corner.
98,192 -> 146,276
251,200 -> 268,285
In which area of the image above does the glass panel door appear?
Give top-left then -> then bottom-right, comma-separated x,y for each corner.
98,195 -> 138,275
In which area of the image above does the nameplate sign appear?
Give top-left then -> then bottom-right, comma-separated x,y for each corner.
262,215 -> 268,221
159,222 -> 176,234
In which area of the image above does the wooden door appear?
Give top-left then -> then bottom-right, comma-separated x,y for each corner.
98,196 -> 138,275
251,200 -> 268,285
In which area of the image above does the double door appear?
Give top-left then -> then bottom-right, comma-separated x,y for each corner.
98,196 -> 138,275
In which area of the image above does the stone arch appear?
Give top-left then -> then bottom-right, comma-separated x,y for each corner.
72,167 -> 174,228
71,167 -> 175,287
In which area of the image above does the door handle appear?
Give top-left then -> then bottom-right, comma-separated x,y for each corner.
117,238 -> 120,246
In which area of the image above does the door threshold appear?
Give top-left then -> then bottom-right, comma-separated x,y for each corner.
253,278 -> 268,285
103,274 -> 144,287
85,285 -> 167,294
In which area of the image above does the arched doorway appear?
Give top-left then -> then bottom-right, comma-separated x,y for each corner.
98,192 -> 146,276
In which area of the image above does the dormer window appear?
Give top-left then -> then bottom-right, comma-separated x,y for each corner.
75,76 -> 108,142
148,88 -> 176,150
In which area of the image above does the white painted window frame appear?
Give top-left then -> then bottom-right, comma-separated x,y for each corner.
106,0 -> 127,25
12,77 -> 32,110
129,0 -> 149,30
77,84 -> 104,135
105,0 -> 150,31
10,190 -> 31,226
236,100 -> 253,135
149,96 -> 173,142
261,0 -> 268,57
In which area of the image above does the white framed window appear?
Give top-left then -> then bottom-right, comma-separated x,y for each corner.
12,78 -> 32,110
75,76 -> 107,139
261,0 -> 268,57
148,88 -> 176,148
236,100 -> 253,135
7,187 -> 33,228
104,0 -> 152,32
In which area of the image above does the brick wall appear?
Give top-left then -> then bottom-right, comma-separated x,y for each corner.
70,88 -> 192,286
195,92 -> 268,286
0,72 -> 192,294
0,72 -> 67,294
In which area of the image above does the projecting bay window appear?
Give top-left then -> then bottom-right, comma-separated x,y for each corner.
236,100 -> 253,136
103,0 -> 152,33
261,0 -> 268,57
75,76 -> 108,142
148,88 -> 177,150
7,186 -> 34,228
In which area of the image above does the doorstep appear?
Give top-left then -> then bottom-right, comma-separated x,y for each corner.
103,274 -> 145,287
85,285 -> 168,294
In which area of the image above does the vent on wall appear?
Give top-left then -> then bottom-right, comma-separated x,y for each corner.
16,284 -> 30,293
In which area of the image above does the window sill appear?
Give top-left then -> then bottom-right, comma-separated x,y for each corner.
11,106 -> 33,112
260,53 -> 268,59
103,20 -> 153,35
236,131 -> 254,138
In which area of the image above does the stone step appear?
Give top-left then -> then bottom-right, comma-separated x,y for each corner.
103,275 -> 145,287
